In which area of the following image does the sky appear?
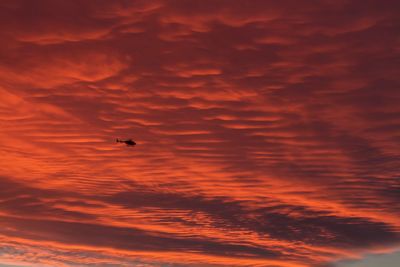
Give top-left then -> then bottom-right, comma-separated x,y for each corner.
0,0 -> 399,267
336,250 -> 400,267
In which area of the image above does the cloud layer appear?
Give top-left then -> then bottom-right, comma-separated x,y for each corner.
0,1 -> 399,266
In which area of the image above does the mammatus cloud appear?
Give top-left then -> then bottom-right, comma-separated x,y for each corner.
0,0 -> 399,266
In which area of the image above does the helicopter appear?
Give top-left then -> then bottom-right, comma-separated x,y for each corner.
116,138 -> 136,146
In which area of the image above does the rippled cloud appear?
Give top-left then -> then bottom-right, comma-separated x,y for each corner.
0,0 -> 399,266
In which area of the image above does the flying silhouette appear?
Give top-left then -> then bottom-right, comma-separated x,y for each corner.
116,138 -> 136,146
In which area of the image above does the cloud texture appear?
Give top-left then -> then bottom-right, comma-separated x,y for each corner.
0,0 -> 399,266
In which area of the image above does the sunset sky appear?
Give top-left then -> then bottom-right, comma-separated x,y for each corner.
0,1 -> 399,266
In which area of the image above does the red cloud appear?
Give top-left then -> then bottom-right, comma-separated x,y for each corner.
0,1 -> 399,267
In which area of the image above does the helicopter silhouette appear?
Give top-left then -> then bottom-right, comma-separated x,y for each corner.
116,138 -> 136,146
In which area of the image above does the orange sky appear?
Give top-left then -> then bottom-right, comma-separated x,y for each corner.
0,1 -> 399,266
